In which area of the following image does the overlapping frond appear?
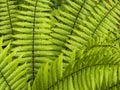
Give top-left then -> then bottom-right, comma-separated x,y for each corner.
49,0 -> 120,63
63,0 -> 120,58
49,0 -> 100,62
32,43 -> 120,90
32,54 -> 63,90
0,38 -> 28,90
0,0 -> 120,89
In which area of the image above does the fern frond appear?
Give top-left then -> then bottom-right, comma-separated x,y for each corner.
33,45 -> 120,90
49,0 -> 99,63
32,54 -> 63,90
0,0 -> 16,46
0,38 -> 28,90
50,0 -> 120,63
11,0 -> 56,84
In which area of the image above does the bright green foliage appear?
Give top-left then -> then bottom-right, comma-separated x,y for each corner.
0,0 -> 16,46
50,0 -> 120,62
0,38 -> 28,90
32,54 -> 63,90
0,0 -> 120,90
32,45 -> 120,90
12,0 -> 55,84
50,0 -> 99,62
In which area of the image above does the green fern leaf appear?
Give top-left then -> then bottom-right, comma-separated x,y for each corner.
33,45 -> 120,90
49,0 -> 120,64
32,54 -> 63,90
11,0 -> 57,84
0,38 -> 28,90
0,0 -> 16,46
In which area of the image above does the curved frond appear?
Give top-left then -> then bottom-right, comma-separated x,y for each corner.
49,0 -> 120,64
32,44 -> 120,90
0,38 -> 28,90
63,0 -> 120,53
49,0 -> 100,62
32,54 -> 63,90
1,0 -> 120,89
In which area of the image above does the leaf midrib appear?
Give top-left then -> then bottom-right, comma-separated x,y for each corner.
32,0 -> 38,81
70,0 -> 86,35
6,0 -> 14,35
0,70 -> 11,90
92,1 -> 120,36
47,64 -> 120,90
64,0 -> 87,50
